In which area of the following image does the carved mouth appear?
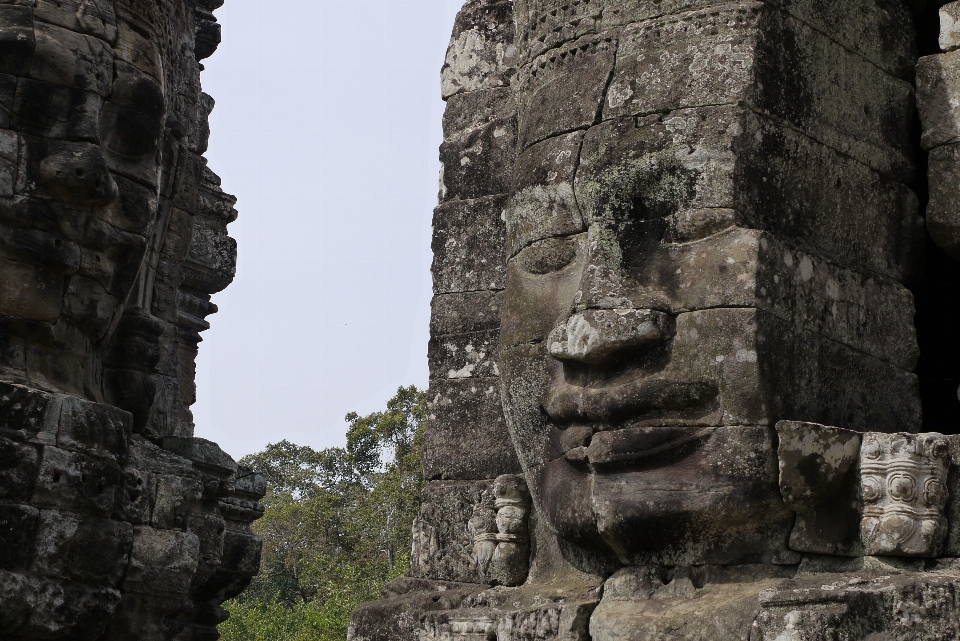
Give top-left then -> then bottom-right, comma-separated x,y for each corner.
585,425 -> 717,469
543,377 -> 719,425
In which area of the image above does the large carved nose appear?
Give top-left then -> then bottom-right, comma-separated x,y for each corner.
38,145 -> 119,206
547,308 -> 674,365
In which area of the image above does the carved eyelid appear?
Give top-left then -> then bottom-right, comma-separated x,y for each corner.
513,235 -> 581,275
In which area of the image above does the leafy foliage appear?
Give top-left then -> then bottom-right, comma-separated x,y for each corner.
219,386 -> 427,641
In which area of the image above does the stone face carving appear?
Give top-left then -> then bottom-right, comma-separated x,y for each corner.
351,1 -> 960,640
0,1 -> 262,640
860,432 -> 950,557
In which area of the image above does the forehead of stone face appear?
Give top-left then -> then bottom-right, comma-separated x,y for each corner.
114,0 -> 164,83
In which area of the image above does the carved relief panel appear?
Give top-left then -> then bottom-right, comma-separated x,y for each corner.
860,432 -> 950,557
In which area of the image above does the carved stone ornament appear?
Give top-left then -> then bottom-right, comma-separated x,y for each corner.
860,432 -> 950,557
449,616 -> 496,641
468,474 -> 530,587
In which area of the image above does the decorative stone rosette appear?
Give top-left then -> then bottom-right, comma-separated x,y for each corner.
860,432 -> 950,557
467,474 -> 530,586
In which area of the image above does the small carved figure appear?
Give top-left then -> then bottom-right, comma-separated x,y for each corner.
468,491 -> 499,573
469,474 -> 530,586
860,432 -> 950,557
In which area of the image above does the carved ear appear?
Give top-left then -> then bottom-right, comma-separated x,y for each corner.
776,420 -> 862,557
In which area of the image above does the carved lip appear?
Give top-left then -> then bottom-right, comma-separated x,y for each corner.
543,377 -> 719,426
584,425 -> 717,469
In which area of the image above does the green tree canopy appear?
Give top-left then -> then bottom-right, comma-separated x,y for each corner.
219,385 -> 427,641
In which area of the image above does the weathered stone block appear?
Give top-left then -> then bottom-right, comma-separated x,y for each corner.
431,290 -> 503,337
112,463 -> 155,525
514,0 -> 915,80
16,134 -> 118,206
926,142 -> 960,261
57,395 -> 131,460
157,435 -> 237,474
776,421 -> 861,556
439,113 -> 516,204
586,425 -> 794,566
943,1 -> 960,52
32,446 -> 121,517
590,566 -> 788,641
505,307 -> 919,446
734,111 -> 923,283
604,5 -> 760,119
919,50 -> 960,152
0,74 -> 15,129
423,378 -> 520,480
11,78 -> 103,142
575,107 -> 923,283
428,329 -> 500,382
188,507 -> 226,561
0,570 -> 37,635
441,0 -> 515,100
98,592 -> 186,641
443,87 -> 516,142
29,22 -> 113,96
0,437 -> 39,502
221,530 -> 263,577
419,597 -> 600,641
0,382 -> 62,445
19,576 -> 121,641
99,173 -> 160,236
0,504 -> 39,571
113,6 -> 163,81
0,6 -> 35,77
513,0 -> 613,63
34,0 -> 118,44
516,32 -> 616,150
127,435 -> 195,477
100,62 -> 166,189
32,510 -> 133,585
349,584 -> 481,641
605,5 -> 914,178
152,473 -> 203,530
124,526 -> 199,596
184,222 -> 237,294
944,434 -> 960,556
755,570 -> 960,640
432,196 -> 507,294
507,224 -> 918,369
0,257 -> 64,323
507,131 -> 585,256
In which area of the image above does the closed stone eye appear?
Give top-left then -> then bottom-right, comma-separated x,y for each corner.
514,237 -> 578,275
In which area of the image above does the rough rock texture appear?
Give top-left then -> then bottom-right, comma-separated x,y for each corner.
353,0 -> 960,639
0,1 -> 263,640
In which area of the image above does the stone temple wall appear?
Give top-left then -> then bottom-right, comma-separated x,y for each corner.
413,0 -> 522,585
0,1 -> 264,640
352,1 -> 960,640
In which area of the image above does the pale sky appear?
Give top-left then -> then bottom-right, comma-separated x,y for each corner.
194,1 -> 464,458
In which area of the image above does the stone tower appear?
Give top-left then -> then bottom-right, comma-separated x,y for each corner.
0,1 -> 264,639
352,1 -> 960,639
